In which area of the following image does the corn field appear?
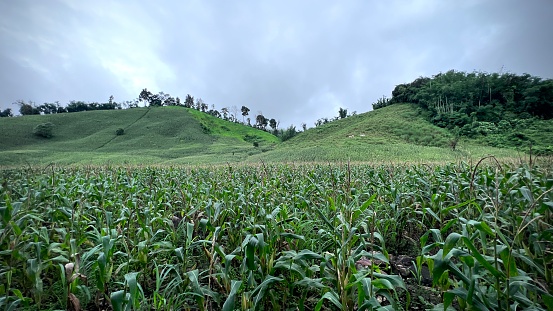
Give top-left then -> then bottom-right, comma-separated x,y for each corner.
0,161 -> 552,310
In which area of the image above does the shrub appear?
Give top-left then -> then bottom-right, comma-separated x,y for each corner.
253,141 -> 259,147
33,122 -> 54,138
116,128 -> 125,135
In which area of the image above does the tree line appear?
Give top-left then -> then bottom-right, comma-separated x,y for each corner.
2,90 -> 317,142
372,70 -> 553,153
2,88 -> 354,142
374,70 -> 552,123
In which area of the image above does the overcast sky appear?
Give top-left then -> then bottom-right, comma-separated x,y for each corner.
1,1 -> 552,127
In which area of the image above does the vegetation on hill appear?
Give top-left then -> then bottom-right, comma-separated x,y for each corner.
0,107 -> 278,166
251,104 -> 519,163
3,89 -> 303,142
373,70 -> 553,155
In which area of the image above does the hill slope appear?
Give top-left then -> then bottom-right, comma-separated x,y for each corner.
0,107 -> 278,165
0,104 -> 522,166
251,104 -> 519,163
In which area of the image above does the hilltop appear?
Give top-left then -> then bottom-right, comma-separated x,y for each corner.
0,106 -> 278,166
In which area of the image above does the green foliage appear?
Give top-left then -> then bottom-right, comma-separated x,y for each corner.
276,125 -> 299,142
0,162 -> 551,310
33,122 -> 54,138
16,100 -> 40,115
385,70 -> 553,153
0,108 -> 13,117
372,96 -> 392,110
115,128 -> 124,136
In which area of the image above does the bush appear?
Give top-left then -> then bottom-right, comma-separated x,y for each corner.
33,122 -> 54,138
116,128 -> 125,135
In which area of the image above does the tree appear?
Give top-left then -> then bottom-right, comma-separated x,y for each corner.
66,101 -> 88,112
33,122 -> 54,138
269,118 -> 278,132
256,114 -> 268,130
195,98 -> 206,112
38,103 -> 58,114
338,107 -> 348,119
0,108 -> 13,117
149,93 -> 163,107
221,107 -> 229,120
278,125 -> 298,141
241,106 -> 250,123
230,105 -> 239,122
185,94 -> 194,108
139,88 -> 153,106
164,96 -> 177,106
16,100 -> 39,115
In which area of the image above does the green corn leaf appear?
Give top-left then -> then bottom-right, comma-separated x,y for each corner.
315,291 -> 342,311
294,249 -> 323,261
443,232 -> 462,258
124,272 -> 141,309
246,244 -> 256,271
222,280 -> 242,311
252,275 -> 283,307
425,208 -> 441,223
359,193 -> 377,212
358,251 -> 389,264
174,247 -> 184,262
519,186 -> 533,203
186,222 -> 194,245
358,297 -> 383,310
110,290 -> 127,311
372,278 -> 393,290
294,277 -> 325,289
429,228 -> 444,243
313,207 -> 334,232
280,232 -> 305,240
372,273 -> 406,290
460,237 -> 503,278
186,269 -> 202,295
440,218 -> 458,234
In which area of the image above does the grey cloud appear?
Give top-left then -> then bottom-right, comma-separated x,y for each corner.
1,0 -> 552,127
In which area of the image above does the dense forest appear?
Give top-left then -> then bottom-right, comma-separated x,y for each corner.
374,70 -> 553,154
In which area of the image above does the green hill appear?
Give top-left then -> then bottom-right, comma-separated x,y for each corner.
0,104 -> 526,166
0,106 -> 278,166
379,70 -> 553,155
251,104 -> 519,163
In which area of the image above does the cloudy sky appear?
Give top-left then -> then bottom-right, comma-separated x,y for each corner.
1,1 -> 552,127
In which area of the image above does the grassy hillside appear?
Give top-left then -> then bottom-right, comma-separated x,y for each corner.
0,104 -> 525,166
0,106 -> 278,166
252,104 -> 519,163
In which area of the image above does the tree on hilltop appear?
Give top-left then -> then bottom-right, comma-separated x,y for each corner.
241,106 -> 250,123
